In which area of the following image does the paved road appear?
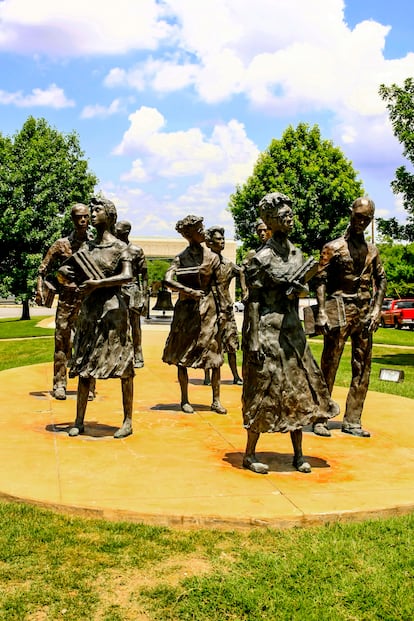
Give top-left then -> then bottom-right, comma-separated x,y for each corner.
0,305 -> 56,319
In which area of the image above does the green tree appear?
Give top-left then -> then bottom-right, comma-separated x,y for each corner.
147,259 -> 171,291
377,241 -> 414,298
229,123 -> 364,253
379,78 -> 414,241
0,117 -> 97,319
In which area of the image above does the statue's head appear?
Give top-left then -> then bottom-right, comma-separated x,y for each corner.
205,225 -> 225,253
350,197 -> 375,218
255,218 -> 271,243
349,197 -> 375,235
175,215 -> 205,242
259,192 -> 292,227
115,220 -> 132,242
90,196 -> 117,233
70,203 -> 89,232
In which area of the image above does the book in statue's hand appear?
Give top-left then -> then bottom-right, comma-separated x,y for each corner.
285,257 -> 318,296
41,279 -> 56,308
175,266 -> 202,289
60,249 -> 105,285
290,257 -> 318,284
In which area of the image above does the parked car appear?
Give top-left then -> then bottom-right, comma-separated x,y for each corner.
233,301 -> 244,312
392,299 -> 414,330
380,298 -> 394,327
381,298 -> 414,329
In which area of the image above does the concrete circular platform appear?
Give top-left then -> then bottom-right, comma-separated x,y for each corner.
0,325 -> 413,529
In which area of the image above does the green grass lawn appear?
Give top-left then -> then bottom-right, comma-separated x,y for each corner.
0,316 -> 55,371
0,316 -> 55,339
0,317 -> 413,620
0,503 -> 412,621
308,340 -> 414,400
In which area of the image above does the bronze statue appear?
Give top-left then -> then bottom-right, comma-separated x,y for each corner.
313,197 -> 387,438
36,203 -> 95,401
115,221 -> 148,368
162,215 -> 227,414
65,196 -> 135,438
204,225 -> 247,386
255,218 -> 272,249
241,219 -> 272,272
242,192 -> 339,474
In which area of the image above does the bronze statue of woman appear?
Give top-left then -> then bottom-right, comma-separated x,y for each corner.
242,192 -> 339,473
66,196 -> 135,439
162,215 -> 227,414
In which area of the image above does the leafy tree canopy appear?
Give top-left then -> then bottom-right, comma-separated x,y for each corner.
379,78 -> 414,241
0,116 -> 98,318
229,123 -> 364,254
378,241 -> 414,298
147,259 -> 171,289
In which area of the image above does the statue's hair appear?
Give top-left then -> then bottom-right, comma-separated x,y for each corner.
175,214 -> 204,239
350,196 -> 375,215
258,192 -> 292,222
255,218 -> 267,232
70,203 -> 89,217
90,195 -> 117,233
205,225 -> 225,244
116,220 -> 132,234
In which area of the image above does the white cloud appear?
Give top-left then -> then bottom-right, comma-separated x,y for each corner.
336,114 -> 401,166
95,183 -> 175,236
0,83 -> 74,108
99,1 -> 414,124
113,106 -> 166,156
111,107 -> 259,237
0,0 -> 172,55
81,98 -> 123,119
2,0 -> 413,125
121,159 -> 148,182
114,106 -> 259,186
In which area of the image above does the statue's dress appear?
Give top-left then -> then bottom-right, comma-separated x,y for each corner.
242,238 -> 338,433
162,246 -> 224,370
69,240 -> 134,380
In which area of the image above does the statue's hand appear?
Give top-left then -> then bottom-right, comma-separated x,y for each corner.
315,309 -> 329,335
79,279 -> 99,295
57,265 -> 76,285
287,280 -> 309,299
189,288 -> 204,300
367,308 -> 381,333
35,289 -> 45,306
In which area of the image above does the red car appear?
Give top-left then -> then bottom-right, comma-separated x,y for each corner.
381,298 -> 414,329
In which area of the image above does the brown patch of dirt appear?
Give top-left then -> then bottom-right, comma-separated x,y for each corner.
93,555 -> 213,620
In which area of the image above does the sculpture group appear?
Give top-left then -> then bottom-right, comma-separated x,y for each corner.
36,192 -> 386,473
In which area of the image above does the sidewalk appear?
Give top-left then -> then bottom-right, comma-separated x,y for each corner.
0,324 -> 413,529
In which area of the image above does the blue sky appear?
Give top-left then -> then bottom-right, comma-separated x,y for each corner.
1,0 -> 413,239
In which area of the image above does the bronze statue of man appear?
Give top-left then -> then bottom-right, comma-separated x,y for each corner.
115,221 -> 148,368
255,218 -> 272,249
36,203 -> 94,400
313,197 -> 387,438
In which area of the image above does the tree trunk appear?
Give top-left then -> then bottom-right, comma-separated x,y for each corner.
21,299 -> 31,321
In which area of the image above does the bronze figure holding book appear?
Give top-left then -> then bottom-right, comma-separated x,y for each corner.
241,192 -> 339,474
64,196 -> 135,439
162,215 -> 227,415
